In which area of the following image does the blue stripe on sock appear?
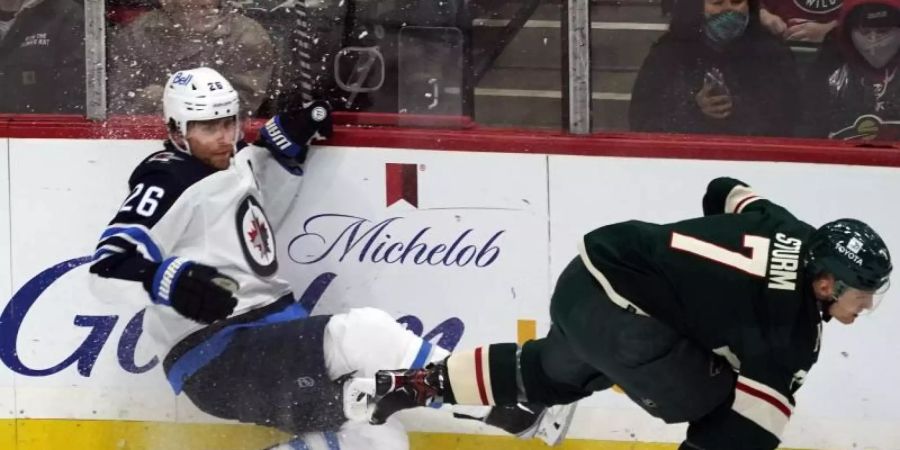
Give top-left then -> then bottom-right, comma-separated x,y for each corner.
410,340 -> 444,409
410,340 -> 433,369
324,431 -> 340,450
288,437 -> 310,450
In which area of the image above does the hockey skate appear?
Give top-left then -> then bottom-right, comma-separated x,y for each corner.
370,363 -> 447,424
341,376 -> 377,422
533,403 -> 578,446
455,402 -> 577,446
370,363 -> 576,446
454,403 -> 544,436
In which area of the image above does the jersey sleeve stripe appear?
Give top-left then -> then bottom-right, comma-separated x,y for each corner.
733,383 -> 791,438
737,376 -> 794,412
92,241 -> 128,261
735,196 -> 761,213
111,234 -> 157,262
733,376 -> 794,438
724,185 -> 762,214
99,225 -> 164,262
736,381 -> 792,417
92,248 -> 119,262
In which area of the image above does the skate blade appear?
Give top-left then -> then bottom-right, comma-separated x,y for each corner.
534,403 -> 577,446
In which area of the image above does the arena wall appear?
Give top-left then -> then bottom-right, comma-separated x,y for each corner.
1,123 -> 899,450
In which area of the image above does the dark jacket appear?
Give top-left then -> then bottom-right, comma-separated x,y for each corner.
798,0 -> 900,140
629,0 -> 801,137
0,0 -> 85,114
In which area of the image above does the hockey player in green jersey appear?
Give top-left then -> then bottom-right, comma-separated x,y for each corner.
369,177 -> 893,449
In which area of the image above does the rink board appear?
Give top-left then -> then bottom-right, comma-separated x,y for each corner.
0,419 -> 777,450
1,137 -> 899,449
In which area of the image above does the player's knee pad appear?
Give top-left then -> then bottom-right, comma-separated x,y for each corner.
324,307 -> 448,379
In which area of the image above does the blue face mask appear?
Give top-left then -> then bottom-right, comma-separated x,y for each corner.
704,10 -> 749,46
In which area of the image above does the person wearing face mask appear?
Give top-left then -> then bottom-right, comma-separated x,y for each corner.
799,0 -> 900,140
630,0 -> 802,137
107,0 -> 275,116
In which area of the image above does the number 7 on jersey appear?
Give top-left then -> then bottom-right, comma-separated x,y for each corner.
670,232 -> 770,277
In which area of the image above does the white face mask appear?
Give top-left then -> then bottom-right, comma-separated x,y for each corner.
852,27 -> 900,68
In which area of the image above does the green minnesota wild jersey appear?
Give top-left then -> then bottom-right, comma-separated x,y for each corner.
579,177 -> 822,449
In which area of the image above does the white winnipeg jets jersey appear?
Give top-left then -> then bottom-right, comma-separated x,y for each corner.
90,142 -> 304,353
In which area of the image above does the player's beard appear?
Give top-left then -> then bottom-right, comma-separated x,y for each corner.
189,140 -> 234,170
202,148 -> 232,170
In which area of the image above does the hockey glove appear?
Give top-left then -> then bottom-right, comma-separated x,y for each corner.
701,177 -> 749,216
258,100 -> 333,165
143,257 -> 239,324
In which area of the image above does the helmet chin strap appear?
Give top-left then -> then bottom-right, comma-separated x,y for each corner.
819,280 -> 850,322
169,135 -> 192,154
231,121 -> 242,154
167,121 -> 241,159
166,121 -> 193,155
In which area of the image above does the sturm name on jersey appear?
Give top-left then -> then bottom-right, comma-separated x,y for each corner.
768,233 -> 802,291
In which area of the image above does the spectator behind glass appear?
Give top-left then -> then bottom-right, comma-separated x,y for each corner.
0,0 -> 84,113
759,0 -> 840,43
630,0 -> 801,136
799,0 -> 899,140
108,0 -> 275,116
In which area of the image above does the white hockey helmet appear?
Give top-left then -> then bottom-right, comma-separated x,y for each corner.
162,67 -> 240,145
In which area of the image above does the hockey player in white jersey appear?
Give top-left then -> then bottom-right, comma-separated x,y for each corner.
89,67 -> 445,450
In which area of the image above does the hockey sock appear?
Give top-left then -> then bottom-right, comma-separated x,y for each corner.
445,343 -> 519,406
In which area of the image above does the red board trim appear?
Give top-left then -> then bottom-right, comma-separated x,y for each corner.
1,113 -> 898,167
